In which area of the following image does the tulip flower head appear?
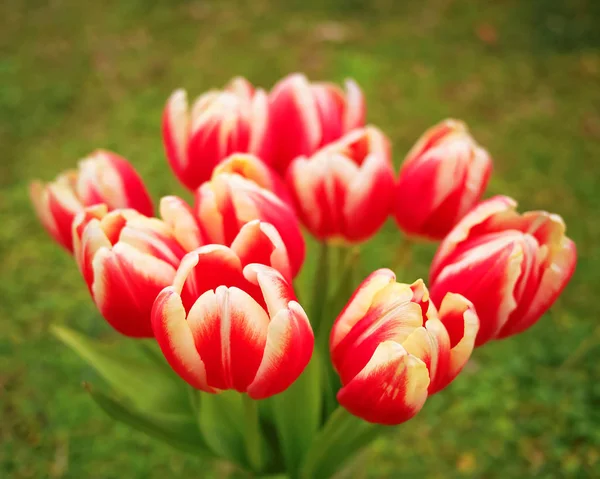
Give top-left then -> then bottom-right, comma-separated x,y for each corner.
394,119 -> 492,240
30,150 -> 153,252
429,196 -> 577,346
269,73 -> 365,174
152,251 -> 314,399
163,77 -> 271,191
330,269 -> 479,425
286,126 -> 395,243
195,172 -> 306,277
212,153 -> 292,205
71,198 -> 200,337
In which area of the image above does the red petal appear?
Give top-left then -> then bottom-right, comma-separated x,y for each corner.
337,341 -> 429,425
187,286 -> 269,392
92,243 -> 176,337
247,301 -> 314,399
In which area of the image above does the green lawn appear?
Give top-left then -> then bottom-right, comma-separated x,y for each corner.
1,0 -> 599,477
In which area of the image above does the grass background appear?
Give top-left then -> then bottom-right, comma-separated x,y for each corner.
1,0 -> 599,477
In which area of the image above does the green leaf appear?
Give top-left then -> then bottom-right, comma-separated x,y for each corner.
271,352 -> 322,478
299,407 -> 385,479
197,390 -> 248,467
51,325 -> 189,415
88,384 -> 211,457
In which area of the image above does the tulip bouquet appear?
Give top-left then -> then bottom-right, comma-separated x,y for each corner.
30,74 -> 576,478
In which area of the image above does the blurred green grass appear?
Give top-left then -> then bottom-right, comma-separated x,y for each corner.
1,0 -> 599,477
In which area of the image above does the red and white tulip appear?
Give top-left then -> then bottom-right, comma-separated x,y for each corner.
29,150 -> 153,252
286,126 -> 395,242
152,251 -> 313,399
394,119 -> 492,240
330,269 -> 479,425
429,195 -> 577,346
269,73 -> 365,174
195,172 -> 305,277
162,77 -> 271,191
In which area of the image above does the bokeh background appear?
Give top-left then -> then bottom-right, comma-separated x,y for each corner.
2,0 -> 599,477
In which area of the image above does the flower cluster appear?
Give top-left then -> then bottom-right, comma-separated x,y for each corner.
31,72 -> 576,437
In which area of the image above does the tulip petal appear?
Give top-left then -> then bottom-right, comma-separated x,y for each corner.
92,243 -> 177,337
342,79 -> 366,133
163,89 -> 191,186
430,195 -> 516,281
151,287 -> 214,392
332,282 -> 423,385
269,73 -> 321,173
159,195 -> 204,251
247,300 -> 314,399
499,237 -> 576,338
231,220 -> 292,282
330,269 -> 396,351
187,286 -> 269,392
173,246 -> 251,312
337,341 -> 429,425
426,293 -> 478,394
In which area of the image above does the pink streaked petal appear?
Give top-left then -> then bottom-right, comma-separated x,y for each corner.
92,243 -> 177,337
499,237 -> 576,338
159,195 -> 204,251
231,220 -> 292,282
151,287 -> 214,392
427,293 -> 479,394
337,341 -> 430,425
330,269 -> 396,351
430,195 -> 517,281
187,286 -> 269,392
343,79 -> 366,133
247,301 -> 314,399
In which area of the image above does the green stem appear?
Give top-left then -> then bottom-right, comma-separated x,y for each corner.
393,235 -> 414,276
310,241 -> 330,334
243,394 -> 263,472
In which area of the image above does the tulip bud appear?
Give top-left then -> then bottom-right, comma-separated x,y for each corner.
212,153 -> 292,205
195,172 -> 305,277
269,73 -> 365,174
330,269 -> 479,425
30,150 -> 153,252
162,77 -> 271,191
286,126 -> 395,242
394,119 -> 492,240
429,195 -> 577,346
152,251 -> 314,399
72,196 -> 294,338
